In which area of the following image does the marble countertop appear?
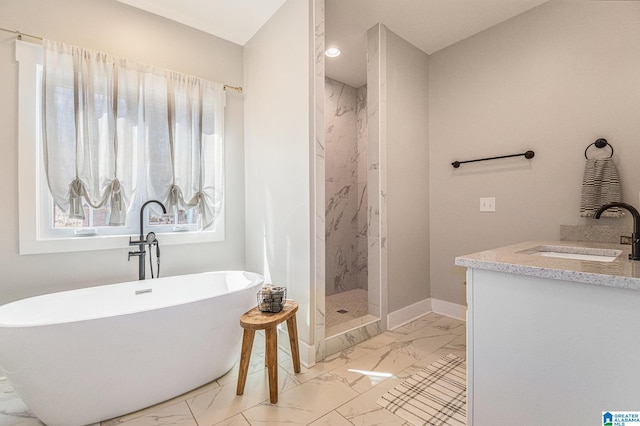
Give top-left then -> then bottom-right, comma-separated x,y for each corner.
455,240 -> 640,291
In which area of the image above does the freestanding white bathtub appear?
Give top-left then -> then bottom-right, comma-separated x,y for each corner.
0,270 -> 264,426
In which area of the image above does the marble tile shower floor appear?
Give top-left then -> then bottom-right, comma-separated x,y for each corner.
325,289 -> 369,330
0,312 -> 466,426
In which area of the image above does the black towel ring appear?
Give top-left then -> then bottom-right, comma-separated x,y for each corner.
584,138 -> 613,159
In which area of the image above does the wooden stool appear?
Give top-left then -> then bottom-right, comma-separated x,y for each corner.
236,299 -> 301,403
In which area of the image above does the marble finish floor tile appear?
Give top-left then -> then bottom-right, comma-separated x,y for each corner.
389,325 -> 461,360
109,402 -> 196,426
0,312 -> 466,426
307,410 -> 352,425
213,414 -> 251,426
326,346 -> 417,394
187,365 -> 290,425
240,373 -> 360,425
0,377 -> 44,426
0,396 -> 43,426
336,374 -> 407,426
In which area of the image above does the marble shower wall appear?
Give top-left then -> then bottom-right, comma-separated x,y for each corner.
356,86 -> 368,290
325,77 -> 368,297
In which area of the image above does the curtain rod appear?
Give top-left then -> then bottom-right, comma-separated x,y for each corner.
0,26 -> 42,40
223,84 -> 243,94
0,26 -> 243,93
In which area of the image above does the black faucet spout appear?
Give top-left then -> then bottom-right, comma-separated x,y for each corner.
139,200 -> 167,241
130,200 -> 167,280
595,202 -> 640,261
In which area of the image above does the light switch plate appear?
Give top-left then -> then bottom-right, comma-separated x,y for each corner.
480,197 -> 496,212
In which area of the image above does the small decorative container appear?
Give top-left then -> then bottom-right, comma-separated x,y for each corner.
257,285 -> 287,313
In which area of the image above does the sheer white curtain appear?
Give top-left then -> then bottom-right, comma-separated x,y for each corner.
42,40 -> 137,225
42,40 -> 224,230
144,71 -> 225,229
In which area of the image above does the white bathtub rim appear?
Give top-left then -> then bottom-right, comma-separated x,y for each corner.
0,270 -> 264,327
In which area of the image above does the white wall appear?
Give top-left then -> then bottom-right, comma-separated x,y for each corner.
0,0 -> 245,304
385,28 -> 430,313
429,1 -> 640,306
6,0 -> 636,355
244,0 -> 313,347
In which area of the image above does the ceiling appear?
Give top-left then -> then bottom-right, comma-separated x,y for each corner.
116,0 -> 548,87
115,0 -> 287,46
325,0 -> 548,87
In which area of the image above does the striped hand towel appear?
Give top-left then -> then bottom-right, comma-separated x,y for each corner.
580,158 -> 623,217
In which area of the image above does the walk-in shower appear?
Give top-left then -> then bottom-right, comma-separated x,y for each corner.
324,77 -> 373,337
318,3 -> 388,357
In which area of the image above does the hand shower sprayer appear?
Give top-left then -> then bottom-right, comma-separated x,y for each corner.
145,232 -> 161,279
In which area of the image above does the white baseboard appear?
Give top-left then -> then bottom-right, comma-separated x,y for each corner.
297,339 -> 315,368
387,298 -> 466,329
431,298 -> 466,321
387,299 -> 431,330
276,327 -> 315,368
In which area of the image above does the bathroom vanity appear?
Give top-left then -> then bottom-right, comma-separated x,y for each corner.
456,241 -> 640,425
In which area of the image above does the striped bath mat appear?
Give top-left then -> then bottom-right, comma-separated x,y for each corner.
377,354 -> 466,426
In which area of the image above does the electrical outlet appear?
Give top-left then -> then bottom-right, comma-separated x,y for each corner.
621,235 -> 633,245
480,197 -> 496,212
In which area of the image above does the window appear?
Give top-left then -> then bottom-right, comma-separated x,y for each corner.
17,40 -> 225,254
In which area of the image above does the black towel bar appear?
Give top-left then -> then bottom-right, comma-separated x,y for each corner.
452,150 -> 535,168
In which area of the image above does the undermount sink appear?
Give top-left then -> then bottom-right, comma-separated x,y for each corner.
523,245 -> 623,263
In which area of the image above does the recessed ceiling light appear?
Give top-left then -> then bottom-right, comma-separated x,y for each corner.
325,47 -> 341,57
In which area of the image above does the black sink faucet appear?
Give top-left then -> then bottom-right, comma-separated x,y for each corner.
128,200 -> 167,279
595,202 -> 640,261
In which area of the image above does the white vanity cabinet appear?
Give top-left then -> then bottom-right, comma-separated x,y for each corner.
457,241 -> 640,425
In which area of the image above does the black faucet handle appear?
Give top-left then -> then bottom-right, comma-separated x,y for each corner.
129,236 -> 145,246
128,250 -> 144,261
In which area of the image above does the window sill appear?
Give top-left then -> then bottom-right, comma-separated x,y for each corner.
19,230 -> 224,255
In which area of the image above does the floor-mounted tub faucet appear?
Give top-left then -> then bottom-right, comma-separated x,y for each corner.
128,200 -> 167,280
595,202 -> 640,261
